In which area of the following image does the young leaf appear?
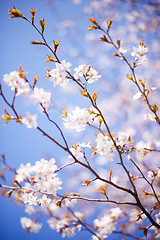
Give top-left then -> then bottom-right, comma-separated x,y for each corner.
30,41 -> 45,45
100,34 -> 111,43
8,6 -> 24,19
39,18 -> 47,33
45,55 -> 57,62
29,8 -> 37,24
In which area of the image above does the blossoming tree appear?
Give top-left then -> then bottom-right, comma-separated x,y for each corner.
1,2 -> 160,239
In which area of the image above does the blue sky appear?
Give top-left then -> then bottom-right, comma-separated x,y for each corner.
0,1 -> 90,239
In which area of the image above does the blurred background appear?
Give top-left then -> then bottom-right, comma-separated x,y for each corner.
1,0 -> 160,239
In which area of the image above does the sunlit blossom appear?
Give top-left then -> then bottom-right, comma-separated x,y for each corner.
95,133 -> 115,160
22,113 -> 38,129
49,60 -> 71,87
20,217 -> 42,233
74,64 -> 101,83
3,71 -> 30,95
131,43 -> 148,65
63,106 -> 89,132
31,87 -> 51,105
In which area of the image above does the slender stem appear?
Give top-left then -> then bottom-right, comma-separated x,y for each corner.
54,161 -> 75,173
130,157 -> 160,204
40,104 -> 69,149
113,231 -> 143,240
0,84 -> 19,118
68,207 -> 101,240
37,126 -> 67,152
57,193 -> 137,206
98,26 -> 160,125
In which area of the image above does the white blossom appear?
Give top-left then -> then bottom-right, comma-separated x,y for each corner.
74,64 -> 87,79
15,163 -> 32,183
69,142 -> 84,159
131,43 -> 148,65
95,133 -> 115,160
20,192 -> 38,206
48,217 -> 75,237
144,113 -> 156,122
157,168 -> 160,177
20,217 -> 42,233
61,227 -> 75,238
58,60 -> 71,71
74,64 -> 101,83
33,158 -> 62,195
63,106 -> 89,132
38,195 -> 51,207
92,234 -> 105,240
93,208 -> 122,239
33,158 -> 57,178
16,158 -> 62,207
133,92 -> 141,100
49,60 -> 71,87
3,71 -> 30,95
136,141 -> 147,152
79,142 -> 91,148
110,207 -> 122,218
48,217 -> 58,229
147,170 -> 154,180
31,87 -> 51,105
116,132 -> 132,147
25,205 -> 36,215
119,47 -> 127,54
22,113 -> 38,129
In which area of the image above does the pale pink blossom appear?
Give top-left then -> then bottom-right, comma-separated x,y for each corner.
63,106 -> 89,132
49,60 -> 71,87
147,170 -> 154,180
38,195 -> 51,207
22,113 -> 38,129
20,192 -> 38,206
31,87 -> 51,105
131,43 -> 148,65
3,71 -> 30,95
15,163 -> 32,183
69,142 -> 84,159
74,64 -> 101,83
95,134 -> 115,160
20,217 -> 42,233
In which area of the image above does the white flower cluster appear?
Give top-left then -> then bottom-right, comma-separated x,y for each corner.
48,218 -> 76,238
49,60 -> 71,87
15,158 -> 62,206
95,134 -> 115,160
22,112 -> 38,129
63,106 -> 89,132
74,64 -> 101,83
70,142 -> 84,159
20,217 -> 42,233
131,43 -> 148,65
116,132 -> 132,147
92,207 -> 122,240
31,87 -> 51,106
48,212 -> 82,238
69,142 -> 91,159
3,71 -> 30,95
